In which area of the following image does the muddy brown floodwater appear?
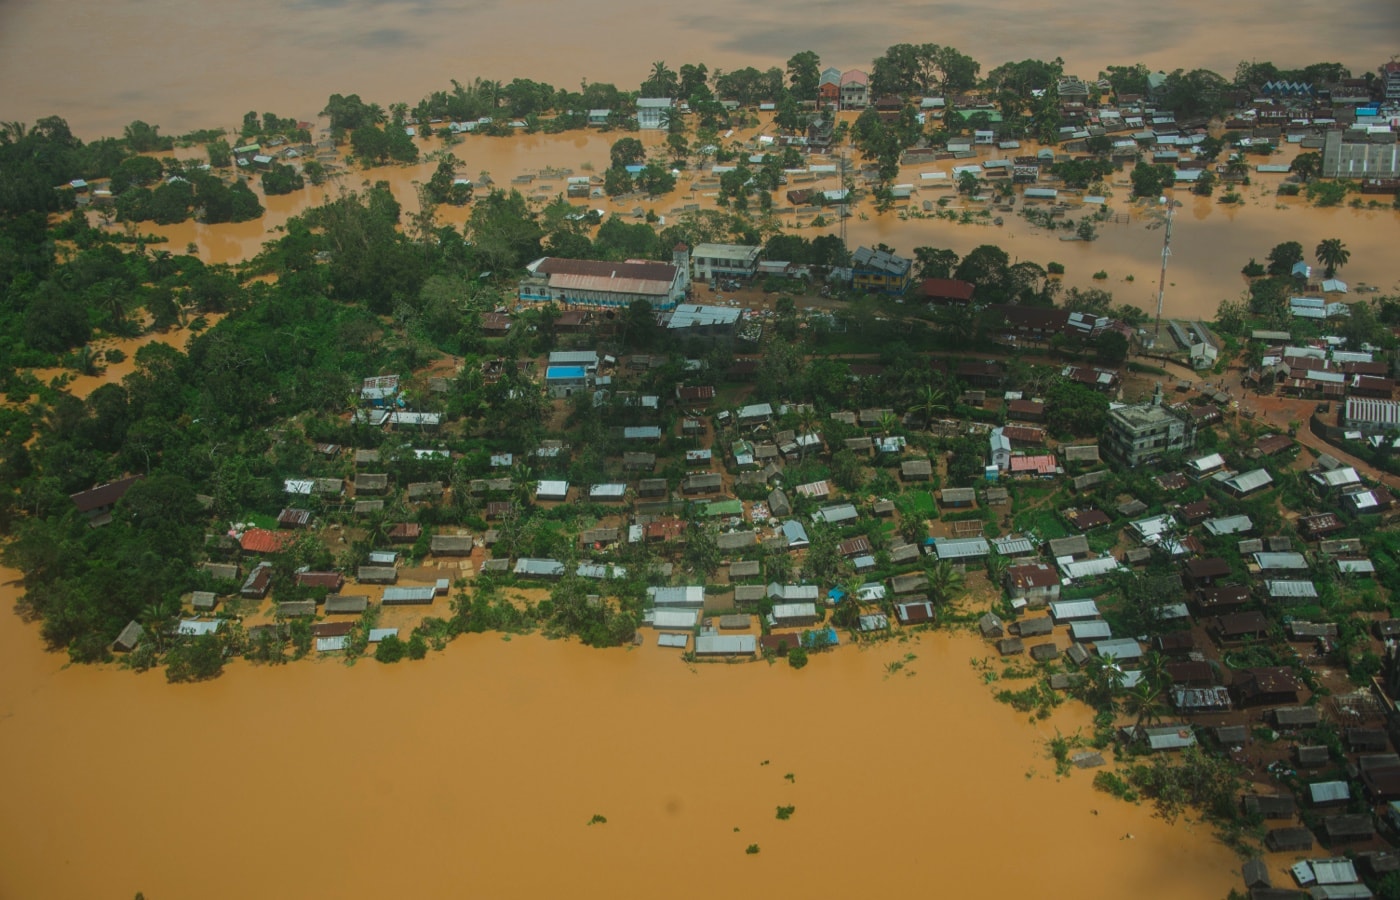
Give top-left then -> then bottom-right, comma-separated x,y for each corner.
0,567 -> 1247,899
139,126 -> 1400,323
1,0 -> 1397,138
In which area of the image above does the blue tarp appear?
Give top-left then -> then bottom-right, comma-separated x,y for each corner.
802,627 -> 839,648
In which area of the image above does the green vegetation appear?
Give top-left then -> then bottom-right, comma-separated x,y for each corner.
775,805 -> 795,820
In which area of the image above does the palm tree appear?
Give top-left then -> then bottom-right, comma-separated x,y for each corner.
1122,680 -> 1168,731
1315,238 -> 1350,278
914,381 -> 950,430
645,61 -> 678,99
1224,154 -> 1249,180
924,559 -> 965,607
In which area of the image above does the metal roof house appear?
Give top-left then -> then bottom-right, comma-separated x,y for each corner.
1050,599 -> 1100,622
1222,468 -> 1274,497
934,537 -> 990,561
647,586 -> 706,608
513,558 -> 566,579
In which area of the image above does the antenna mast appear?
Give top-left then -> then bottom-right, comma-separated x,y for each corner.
1153,197 -> 1175,346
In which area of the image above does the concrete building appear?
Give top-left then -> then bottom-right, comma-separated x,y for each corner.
1103,394 -> 1194,467
519,250 -> 689,309
690,243 -> 761,282
636,97 -> 675,131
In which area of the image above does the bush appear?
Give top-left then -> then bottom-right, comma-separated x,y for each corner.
745,844 -> 760,855
165,634 -> 224,682
375,634 -> 407,663
775,805 -> 795,820
787,646 -> 809,669
1241,259 -> 1265,278
1047,262 -> 1065,275
1092,270 -> 1107,280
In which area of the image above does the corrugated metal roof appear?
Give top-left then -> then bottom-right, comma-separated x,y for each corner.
1255,552 -> 1308,570
383,587 -> 436,604
657,633 -> 689,648
1203,515 -> 1253,535
1050,600 -> 1101,621
177,619 -> 222,636
1310,781 -> 1352,804
367,628 -> 398,643
1096,638 -> 1143,661
695,634 -> 756,655
1266,580 -> 1318,598
1223,468 -> 1273,494
650,609 -> 699,629
315,636 -> 350,652
647,586 -> 706,607
1070,620 -> 1113,640
935,537 -> 990,559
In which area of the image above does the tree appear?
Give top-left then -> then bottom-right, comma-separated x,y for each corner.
1265,241 -> 1304,276
610,137 -> 646,170
924,559 -> 965,606
787,51 -> 822,101
683,523 -> 720,575
1290,151 -> 1321,182
206,139 -> 232,168
643,61 -> 678,99
261,163 -> 305,196
1130,163 -> 1174,199
1315,238 -> 1350,278
914,246 -> 959,280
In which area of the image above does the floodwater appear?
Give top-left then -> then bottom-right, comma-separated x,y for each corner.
1,0 -> 1397,139
0,566 -> 1249,899
134,125 -> 1400,322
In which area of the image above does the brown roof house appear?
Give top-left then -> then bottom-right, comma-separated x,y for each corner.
1005,563 -> 1061,606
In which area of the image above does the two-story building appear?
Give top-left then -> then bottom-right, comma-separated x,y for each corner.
851,246 -> 912,295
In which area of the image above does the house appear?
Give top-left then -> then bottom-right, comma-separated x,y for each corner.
431,534 -> 474,556
240,562 -> 273,599
901,459 -> 933,481
934,537 -> 990,562
1216,611 -> 1270,643
536,480 -> 570,501
69,474 -> 143,527
839,69 -> 869,109
1047,535 -> 1090,560
898,600 -> 936,626
1006,563 -> 1062,605
1233,667 -> 1302,706
1222,468 -> 1274,497
770,602 -> 821,627
1184,557 -> 1231,588
295,571 -> 344,592
695,634 -> 757,657
112,621 -> 144,652
939,487 -> 976,508
851,246 -> 913,295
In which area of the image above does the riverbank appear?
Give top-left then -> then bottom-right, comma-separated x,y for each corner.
0,565 -> 1246,899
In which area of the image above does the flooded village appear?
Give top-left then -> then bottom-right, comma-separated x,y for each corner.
3,4 -> 1400,898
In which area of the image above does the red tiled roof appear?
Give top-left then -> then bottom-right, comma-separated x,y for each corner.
240,528 -> 292,554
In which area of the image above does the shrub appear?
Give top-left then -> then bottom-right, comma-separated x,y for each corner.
775,805 -> 795,820
745,844 -> 761,855
1092,270 -> 1108,280
165,634 -> 224,683
1047,262 -> 1065,275
787,646 -> 809,669
375,634 -> 407,663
